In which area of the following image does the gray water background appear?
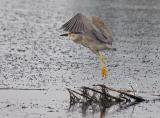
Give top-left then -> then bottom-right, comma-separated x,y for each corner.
0,0 -> 160,118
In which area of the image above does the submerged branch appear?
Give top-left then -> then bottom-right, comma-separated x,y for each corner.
95,84 -> 146,102
67,84 -> 146,113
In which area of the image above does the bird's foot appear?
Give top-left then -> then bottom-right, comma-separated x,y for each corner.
101,66 -> 107,79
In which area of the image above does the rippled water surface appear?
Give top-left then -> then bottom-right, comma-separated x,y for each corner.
0,0 -> 160,118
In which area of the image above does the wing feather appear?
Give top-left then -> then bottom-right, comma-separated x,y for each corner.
61,13 -> 93,33
90,29 -> 112,45
91,16 -> 113,44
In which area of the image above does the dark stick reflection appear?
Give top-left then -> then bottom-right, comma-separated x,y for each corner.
67,85 -> 146,117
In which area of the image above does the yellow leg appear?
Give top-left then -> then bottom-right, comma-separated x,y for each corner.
98,52 -> 107,79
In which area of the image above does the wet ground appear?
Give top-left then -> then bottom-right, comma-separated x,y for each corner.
0,0 -> 160,118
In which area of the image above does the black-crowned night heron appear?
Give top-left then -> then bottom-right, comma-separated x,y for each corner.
60,13 -> 116,79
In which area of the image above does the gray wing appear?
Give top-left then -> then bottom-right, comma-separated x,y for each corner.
61,13 -> 93,33
91,29 -> 113,45
91,16 -> 113,45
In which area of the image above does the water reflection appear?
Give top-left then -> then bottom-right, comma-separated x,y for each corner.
69,100 -> 143,118
67,85 -> 145,118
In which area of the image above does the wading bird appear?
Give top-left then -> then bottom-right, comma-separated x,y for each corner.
60,13 -> 115,79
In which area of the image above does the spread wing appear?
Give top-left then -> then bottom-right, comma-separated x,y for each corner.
61,13 -> 93,33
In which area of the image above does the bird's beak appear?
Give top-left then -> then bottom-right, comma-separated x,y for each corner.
60,33 -> 69,36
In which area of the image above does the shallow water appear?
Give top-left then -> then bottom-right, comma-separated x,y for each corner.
0,0 -> 160,118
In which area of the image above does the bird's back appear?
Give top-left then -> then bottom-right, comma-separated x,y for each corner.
89,16 -> 113,45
